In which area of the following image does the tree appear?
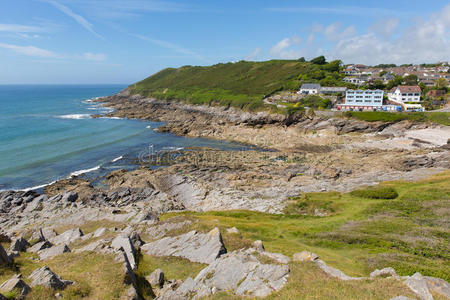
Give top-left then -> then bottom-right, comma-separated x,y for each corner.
403,74 -> 418,85
371,80 -> 385,89
298,57 -> 306,62
435,78 -> 448,89
322,60 -> 342,72
310,55 -> 327,65
386,76 -> 404,90
379,70 -> 387,77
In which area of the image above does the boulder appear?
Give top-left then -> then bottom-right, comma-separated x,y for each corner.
315,259 -> 366,281
111,236 -> 137,270
0,275 -> 30,297
92,227 -> 107,238
51,228 -> 83,245
159,250 -> 289,299
28,240 -> 53,253
0,244 -> 12,265
424,276 -> 450,299
9,237 -> 30,252
252,240 -> 265,252
28,266 -> 73,289
23,195 -> 46,213
146,269 -> 164,288
370,267 -> 398,278
31,228 -> 58,242
293,251 -> 319,262
61,191 -> 78,203
226,227 -> 240,234
259,251 -> 291,264
404,273 -> 433,300
132,210 -> 159,224
142,228 -> 227,264
38,244 -> 70,260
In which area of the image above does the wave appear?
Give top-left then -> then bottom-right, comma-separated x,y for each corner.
81,96 -> 104,104
20,180 -> 57,192
111,156 -> 123,163
100,116 -> 122,120
70,165 -> 101,177
57,114 -> 91,119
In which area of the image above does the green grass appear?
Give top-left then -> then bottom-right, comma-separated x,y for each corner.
350,187 -> 399,199
161,171 -> 450,283
129,59 -> 344,111
344,111 -> 450,125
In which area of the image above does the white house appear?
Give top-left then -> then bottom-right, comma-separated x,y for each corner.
298,83 -> 321,95
336,89 -> 384,110
343,77 -> 366,85
388,86 -> 422,104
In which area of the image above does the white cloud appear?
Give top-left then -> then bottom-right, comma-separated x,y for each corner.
82,52 -> 107,61
43,0 -> 105,40
0,43 -> 57,57
0,24 -> 44,33
244,48 -> 261,60
370,18 -> 399,38
269,36 -> 303,59
317,22 -> 357,41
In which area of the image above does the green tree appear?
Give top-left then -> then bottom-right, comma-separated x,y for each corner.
435,78 -> 448,89
310,55 -> 327,65
404,74 -> 418,85
322,60 -> 342,72
386,76 -> 404,90
298,57 -> 306,62
371,80 -> 385,89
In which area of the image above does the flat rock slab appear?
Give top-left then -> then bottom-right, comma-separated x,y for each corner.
38,244 -> 70,260
404,273 -> 433,300
28,266 -> 73,289
160,249 -> 290,299
315,259 -> 366,281
51,228 -> 83,245
142,228 -> 227,264
28,241 -> 53,253
0,275 -> 30,297
424,276 -> 450,298
111,236 -> 137,270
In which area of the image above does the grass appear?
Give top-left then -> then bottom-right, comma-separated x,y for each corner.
350,186 -> 399,199
344,111 -> 450,126
161,171 -> 450,284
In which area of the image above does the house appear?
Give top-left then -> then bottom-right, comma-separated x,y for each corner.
388,85 -> 424,111
343,77 -> 366,85
426,90 -> 446,98
320,86 -> 347,95
336,89 -> 384,111
298,83 -> 321,95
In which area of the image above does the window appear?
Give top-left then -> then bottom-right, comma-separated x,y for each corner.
356,100 -> 362,102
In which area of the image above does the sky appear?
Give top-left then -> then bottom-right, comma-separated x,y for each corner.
0,0 -> 449,84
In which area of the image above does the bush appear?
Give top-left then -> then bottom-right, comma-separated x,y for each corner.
350,187 -> 399,199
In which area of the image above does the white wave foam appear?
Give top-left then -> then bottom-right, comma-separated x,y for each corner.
70,165 -> 100,177
57,114 -> 91,119
111,156 -> 123,163
100,116 -> 122,120
20,180 -> 57,192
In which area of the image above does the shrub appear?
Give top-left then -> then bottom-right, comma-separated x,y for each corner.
350,187 -> 399,199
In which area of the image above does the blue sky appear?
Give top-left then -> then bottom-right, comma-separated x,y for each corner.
0,0 -> 449,84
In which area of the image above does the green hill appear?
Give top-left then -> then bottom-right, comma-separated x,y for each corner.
129,59 -> 344,111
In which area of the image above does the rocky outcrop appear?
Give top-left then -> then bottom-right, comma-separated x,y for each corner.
370,267 -> 399,278
51,228 -> 83,245
146,269 -> 164,288
293,250 -> 319,262
111,236 -> 137,270
38,244 -> 70,260
9,237 -> 29,252
404,273 -> 433,300
142,228 -> 227,264
315,259 -> 366,281
28,266 -> 73,289
27,240 -> 53,253
423,276 -> 450,299
0,275 -> 30,298
0,244 -> 11,265
158,249 -> 290,299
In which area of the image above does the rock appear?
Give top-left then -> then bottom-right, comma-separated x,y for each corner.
370,267 -> 398,278
142,228 -> 227,264
424,276 -> 450,298
9,237 -> 30,252
128,231 -> 144,249
404,272 -> 433,300
0,244 -> 12,265
127,286 -> 140,300
92,227 -> 107,238
293,251 -> 319,262
226,227 -> 240,234
23,195 -> 46,213
133,210 -> 159,224
161,250 -> 289,299
28,241 -> 53,253
253,240 -> 265,252
0,232 -> 11,243
315,259 -> 366,281
38,244 -> 70,260
51,228 -> 83,245
111,236 -> 137,270
259,251 -> 291,264
61,191 -> 78,203
0,275 -> 30,297
146,269 -> 164,288
28,266 -> 73,289
156,279 -> 183,299
31,228 -> 58,243
74,239 -> 115,254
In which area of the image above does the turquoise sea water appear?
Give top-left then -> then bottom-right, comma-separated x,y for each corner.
0,85 -> 244,190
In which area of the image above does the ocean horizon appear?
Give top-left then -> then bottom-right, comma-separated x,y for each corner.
0,84 -> 244,191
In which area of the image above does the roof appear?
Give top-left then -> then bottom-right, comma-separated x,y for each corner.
320,87 -> 347,92
300,83 -> 321,89
396,85 -> 422,93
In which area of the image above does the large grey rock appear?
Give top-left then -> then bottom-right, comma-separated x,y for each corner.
28,266 -> 73,289
141,228 -> 227,264
23,195 -> 46,213
159,249 -> 289,299
0,275 -> 30,297
404,273 -> 433,300
74,238 -> 115,254
146,269 -> 164,288
0,244 -> 11,264
424,276 -> 450,298
51,228 -> 83,245
92,227 -> 107,238
31,228 -> 58,243
111,236 -> 137,270
370,267 -> 398,278
28,240 -> 53,253
132,210 -> 159,224
252,240 -> 265,252
259,251 -> 291,264
38,244 -> 70,260
315,259 -> 366,281
9,237 -> 30,252
61,191 -> 78,203
293,250 -> 319,262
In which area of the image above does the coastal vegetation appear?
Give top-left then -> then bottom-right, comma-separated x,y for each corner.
129,58 -> 345,111
343,111 -> 450,126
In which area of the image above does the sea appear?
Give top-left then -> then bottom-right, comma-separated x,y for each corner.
0,85 -> 245,191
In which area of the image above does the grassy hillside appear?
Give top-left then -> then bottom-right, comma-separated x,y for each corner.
129,59 -> 343,111
344,111 -> 450,126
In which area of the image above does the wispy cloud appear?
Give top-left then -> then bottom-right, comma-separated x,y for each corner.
0,24 -> 45,33
269,36 -> 303,59
82,52 -> 107,61
244,48 -> 261,61
43,0 -> 105,40
0,43 -> 58,58
132,34 -> 211,63
266,6 -> 408,17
